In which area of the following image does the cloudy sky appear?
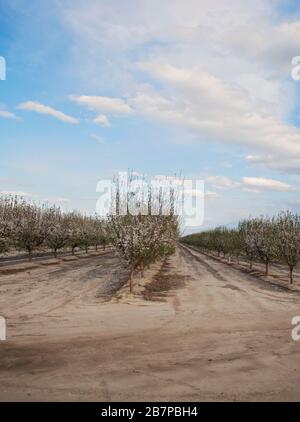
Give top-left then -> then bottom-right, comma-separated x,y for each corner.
1,0 -> 300,230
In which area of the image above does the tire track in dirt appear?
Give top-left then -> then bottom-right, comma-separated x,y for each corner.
179,244 -> 299,320
180,244 -> 227,282
181,243 -> 300,306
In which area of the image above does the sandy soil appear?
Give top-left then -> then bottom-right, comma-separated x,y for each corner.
1,245 -> 300,401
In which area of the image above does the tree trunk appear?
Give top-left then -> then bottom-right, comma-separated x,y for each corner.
249,261 -> 253,270
28,250 -> 32,262
130,271 -> 135,293
265,261 -> 269,276
85,245 -> 88,254
289,266 -> 294,285
72,246 -> 75,256
95,244 -> 98,252
53,249 -> 57,258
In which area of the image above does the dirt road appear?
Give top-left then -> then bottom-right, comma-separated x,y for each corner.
1,246 -> 300,401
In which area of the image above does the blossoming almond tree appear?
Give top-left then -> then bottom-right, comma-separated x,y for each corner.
91,216 -> 109,251
107,172 -> 180,292
66,211 -> 85,256
109,214 -> 178,293
44,206 -> 71,258
274,211 -> 300,285
238,220 -> 257,269
11,200 -> 50,261
248,217 -> 278,276
0,196 -> 17,254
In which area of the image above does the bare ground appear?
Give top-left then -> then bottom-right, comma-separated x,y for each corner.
1,245 -> 300,401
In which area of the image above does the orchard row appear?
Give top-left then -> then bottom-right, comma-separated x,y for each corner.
0,196 -> 179,292
182,211 -> 300,284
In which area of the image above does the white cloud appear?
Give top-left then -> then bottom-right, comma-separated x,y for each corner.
9,0 -> 298,184
137,62 -> 251,114
93,114 -> 111,127
242,177 -> 296,192
205,176 -> 236,189
71,95 -> 132,114
17,101 -> 79,124
205,190 -> 219,198
90,133 -> 105,143
0,105 -> 17,119
227,21 -> 300,76
61,0 -> 277,54
0,110 -> 17,119
134,63 -> 300,163
59,1 -> 300,173
242,187 -> 262,194
245,154 -> 300,174
205,174 -> 297,193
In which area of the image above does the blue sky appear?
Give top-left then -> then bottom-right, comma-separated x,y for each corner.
1,0 -> 300,231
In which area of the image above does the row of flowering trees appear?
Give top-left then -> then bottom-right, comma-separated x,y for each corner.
0,196 -> 108,260
0,191 -> 179,292
181,211 -> 300,285
1,170 -> 180,293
